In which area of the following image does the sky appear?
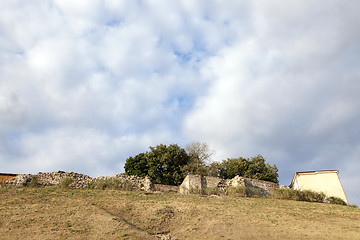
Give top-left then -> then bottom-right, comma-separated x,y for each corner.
1,1 -> 359,205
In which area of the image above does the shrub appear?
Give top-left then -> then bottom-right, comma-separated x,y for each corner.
58,177 -> 74,189
26,177 -> 40,188
272,188 -> 328,203
246,188 -> 266,198
349,204 -> 358,208
301,190 -> 326,203
327,196 -> 347,205
87,181 -> 96,189
272,188 -> 306,201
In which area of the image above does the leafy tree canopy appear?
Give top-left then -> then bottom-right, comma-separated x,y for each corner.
124,144 -> 190,185
208,155 -> 279,183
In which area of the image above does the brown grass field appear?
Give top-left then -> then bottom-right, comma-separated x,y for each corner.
0,187 -> 359,239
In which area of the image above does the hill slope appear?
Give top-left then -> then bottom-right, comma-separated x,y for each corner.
0,188 -> 359,239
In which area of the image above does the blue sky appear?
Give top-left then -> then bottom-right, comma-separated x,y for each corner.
1,0 -> 360,205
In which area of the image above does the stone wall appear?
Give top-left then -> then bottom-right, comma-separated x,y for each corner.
180,175 -> 201,194
3,171 -> 279,195
180,175 -> 227,194
243,177 -> 278,192
37,171 -> 92,189
180,174 -> 278,194
4,174 -> 33,187
201,176 -> 224,188
3,171 -> 153,191
94,174 -> 153,192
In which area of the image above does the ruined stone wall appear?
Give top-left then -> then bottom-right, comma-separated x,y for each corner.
201,176 -> 223,188
94,174 -> 153,191
243,177 -> 278,192
4,171 -> 154,191
180,174 -> 278,195
179,175 -> 202,194
3,171 -> 278,195
4,174 -> 33,187
37,171 -> 92,189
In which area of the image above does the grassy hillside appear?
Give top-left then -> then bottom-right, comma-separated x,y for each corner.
0,187 -> 359,239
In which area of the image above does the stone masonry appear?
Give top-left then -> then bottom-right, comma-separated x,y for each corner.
94,174 -> 154,191
3,171 -> 278,195
3,171 -> 154,191
179,174 -> 278,194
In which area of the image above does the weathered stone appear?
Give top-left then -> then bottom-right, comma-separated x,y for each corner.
180,174 -> 279,195
93,174 -> 154,191
4,174 -> 33,187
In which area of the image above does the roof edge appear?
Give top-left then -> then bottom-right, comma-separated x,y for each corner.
295,170 -> 338,175
289,170 -> 339,188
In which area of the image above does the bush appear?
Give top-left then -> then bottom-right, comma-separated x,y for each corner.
271,188 -> 299,201
26,177 -> 40,188
208,155 -> 279,183
58,177 -> 74,189
301,190 -> 326,203
349,204 -> 358,208
272,189 -> 328,203
327,196 -> 347,205
92,178 -> 138,191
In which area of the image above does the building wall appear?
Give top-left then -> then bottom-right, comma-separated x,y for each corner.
292,171 -> 348,204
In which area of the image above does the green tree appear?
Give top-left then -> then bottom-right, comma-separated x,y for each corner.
208,155 -> 279,183
244,155 -> 279,183
124,144 -> 190,185
124,153 -> 148,177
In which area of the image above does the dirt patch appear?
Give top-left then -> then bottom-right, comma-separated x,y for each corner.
0,188 -> 359,239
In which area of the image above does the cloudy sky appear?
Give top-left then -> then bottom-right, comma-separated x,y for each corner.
1,1 -> 359,204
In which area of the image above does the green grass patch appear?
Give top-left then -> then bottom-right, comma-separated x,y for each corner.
26,177 -> 41,188
58,177 -> 74,189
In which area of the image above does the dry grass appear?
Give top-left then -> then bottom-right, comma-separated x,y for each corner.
0,187 -> 359,239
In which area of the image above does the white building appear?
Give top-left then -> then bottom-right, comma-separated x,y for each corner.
289,170 -> 348,204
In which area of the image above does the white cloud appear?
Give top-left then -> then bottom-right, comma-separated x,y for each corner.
184,1 -> 360,204
0,0 -> 359,205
